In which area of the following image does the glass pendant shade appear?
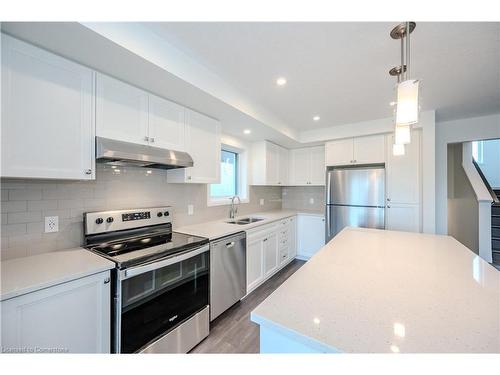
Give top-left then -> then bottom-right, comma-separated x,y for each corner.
394,124 -> 411,145
395,79 -> 420,126
393,143 -> 405,156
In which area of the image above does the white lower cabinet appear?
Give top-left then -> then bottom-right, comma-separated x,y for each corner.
1,271 -> 111,353
263,231 -> 279,277
246,217 -> 297,294
386,204 -> 420,232
297,214 -> 325,259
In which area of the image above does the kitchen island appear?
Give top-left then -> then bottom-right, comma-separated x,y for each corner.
251,227 -> 500,353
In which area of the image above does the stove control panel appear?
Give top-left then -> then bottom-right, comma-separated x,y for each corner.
84,206 -> 172,235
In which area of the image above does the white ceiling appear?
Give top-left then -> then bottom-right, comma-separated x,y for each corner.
146,22 -> 500,129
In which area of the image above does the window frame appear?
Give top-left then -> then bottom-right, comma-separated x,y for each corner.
472,141 -> 484,164
207,142 -> 249,207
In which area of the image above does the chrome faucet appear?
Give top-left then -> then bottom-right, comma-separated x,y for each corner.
229,195 -> 241,219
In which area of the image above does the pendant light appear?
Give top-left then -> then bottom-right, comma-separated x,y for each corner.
389,22 -> 419,155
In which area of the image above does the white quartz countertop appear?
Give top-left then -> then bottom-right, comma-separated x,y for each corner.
1,248 -> 115,301
251,227 -> 500,353
175,209 -> 323,240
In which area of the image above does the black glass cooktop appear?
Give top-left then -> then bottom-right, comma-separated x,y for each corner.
85,224 -> 208,269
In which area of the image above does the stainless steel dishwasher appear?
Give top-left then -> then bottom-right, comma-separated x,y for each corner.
210,231 -> 246,321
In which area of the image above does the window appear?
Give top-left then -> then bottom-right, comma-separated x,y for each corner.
208,141 -> 249,206
210,150 -> 238,198
472,141 -> 484,164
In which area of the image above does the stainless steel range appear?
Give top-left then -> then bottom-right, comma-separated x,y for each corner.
83,206 -> 210,354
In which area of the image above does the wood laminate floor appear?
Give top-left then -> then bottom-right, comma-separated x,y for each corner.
190,259 -> 305,353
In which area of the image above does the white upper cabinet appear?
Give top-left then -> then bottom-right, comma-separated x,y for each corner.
289,146 -> 325,186
325,134 -> 385,166
96,73 -> 149,145
1,34 -> 95,180
352,134 -> 386,164
96,74 -> 186,152
278,146 -> 289,186
167,109 -> 221,183
325,138 -> 353,166
252,141 -> 289,186
148,94 -> 185,151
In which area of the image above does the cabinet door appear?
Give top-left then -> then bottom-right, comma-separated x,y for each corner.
266,142 -> 280,185
182,110 -> 221,183
263,232 -> 279,277
289,148 -> 310,185
353,134 -> 386,164
325,139 -> 353,166
96,73 -> 149,145
148,94 -> 185,151
386,204 -> 420,232
297,215 -> 325,259
1,271 -> 110,353
1,34 -> 95,180
246,236 -> 264,292
278,146 -> 289,185
288,217 -> 297,259
309,146 -> 326,185
386,130 -> 420,204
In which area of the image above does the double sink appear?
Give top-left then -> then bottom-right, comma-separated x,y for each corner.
226,217 -> 265,225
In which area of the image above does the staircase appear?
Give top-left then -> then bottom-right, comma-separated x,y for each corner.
493,189 -> 500,265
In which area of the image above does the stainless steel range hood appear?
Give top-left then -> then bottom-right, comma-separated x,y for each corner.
96,137 -> 193,170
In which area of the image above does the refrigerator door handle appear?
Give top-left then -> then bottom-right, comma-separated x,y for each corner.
325,207 -> 331,242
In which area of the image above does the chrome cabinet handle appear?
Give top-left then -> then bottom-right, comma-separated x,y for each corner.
226,242 -> 235,248
387,198 -> 391,201
187,176 -> 192,180
387,205 -> 391,208
144,136 -> 149,142
104,277 -> 110,284
84,169 -> 92,175
150,137 -> 155,143
263,238 -> 268,242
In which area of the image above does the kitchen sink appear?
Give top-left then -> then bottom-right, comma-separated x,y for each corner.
226,217 -> 265,225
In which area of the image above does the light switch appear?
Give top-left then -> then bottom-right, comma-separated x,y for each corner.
188,204 -> 194,215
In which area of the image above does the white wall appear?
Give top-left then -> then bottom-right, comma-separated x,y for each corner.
478,139 -> 500,189
447,144 -> 479,254
435,113 -> 500,234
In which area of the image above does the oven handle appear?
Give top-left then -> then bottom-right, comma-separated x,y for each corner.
120,244 -> 210,280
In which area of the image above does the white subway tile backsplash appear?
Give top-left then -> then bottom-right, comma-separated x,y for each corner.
1,200 -> 27,213
7,211 -> 42,224
1,164 -> 282,260
1,223 -> 27,236
27,200 -> 58,211
9,189 -> 43,201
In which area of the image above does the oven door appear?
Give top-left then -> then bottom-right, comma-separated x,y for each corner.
117,245 -> 209,353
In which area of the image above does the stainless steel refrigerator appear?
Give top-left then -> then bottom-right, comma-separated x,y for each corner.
325,165 -> 385,242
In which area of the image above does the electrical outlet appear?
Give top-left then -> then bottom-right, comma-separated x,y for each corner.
188,204 -> 194,216
309,198 -> 315,205
45,216 -> 59,233
259,198 -> 264,206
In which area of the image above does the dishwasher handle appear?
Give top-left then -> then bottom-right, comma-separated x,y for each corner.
225,241 -> 235,248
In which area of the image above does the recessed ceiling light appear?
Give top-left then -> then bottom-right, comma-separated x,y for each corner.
276,77 -> 287,86
313,116 -> 320,121
243,129 -> 251,135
